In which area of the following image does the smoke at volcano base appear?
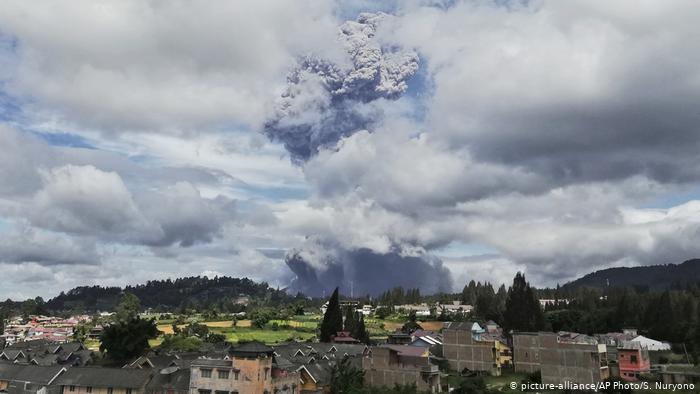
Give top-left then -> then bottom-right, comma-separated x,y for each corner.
285,245 -> 453,297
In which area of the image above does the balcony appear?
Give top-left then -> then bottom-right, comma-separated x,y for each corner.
421,365 -> 440,374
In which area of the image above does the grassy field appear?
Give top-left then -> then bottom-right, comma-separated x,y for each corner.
147,313 -> 447,347
208,327 -> 316,344
84,339 -> 101,351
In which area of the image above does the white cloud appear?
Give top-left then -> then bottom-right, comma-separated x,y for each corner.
0,0 -> 340,134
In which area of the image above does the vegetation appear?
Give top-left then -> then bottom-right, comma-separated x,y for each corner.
99,294 -> 158,362
45,276 -> 300,313
503,272 -> 545,332
100,317 -> 158,362
330,357 -> 365,394
320,287 -> 343,342
562,258 -> 700,291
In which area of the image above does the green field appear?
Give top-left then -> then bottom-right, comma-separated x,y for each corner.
208,326 -> 316,344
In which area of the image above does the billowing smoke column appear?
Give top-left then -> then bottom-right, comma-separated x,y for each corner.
265,13 -> 446,296
264,12 -> 419,163
285,242 -> 453,297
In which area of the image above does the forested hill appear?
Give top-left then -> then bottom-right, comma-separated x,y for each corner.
45,276 -> 298,313
561,258 -> 700,291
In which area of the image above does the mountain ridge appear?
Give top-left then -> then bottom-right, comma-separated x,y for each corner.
561,258 -> 700,291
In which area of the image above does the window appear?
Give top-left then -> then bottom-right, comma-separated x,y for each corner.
631,355 -> 638,363
69,387 -> 75,392
201,368 -> 212,378
215,391 -> 228,394
86,388 -> 92,393
218,370 -> 230,379
198,390 -> 212,394
234,371 -> 240,380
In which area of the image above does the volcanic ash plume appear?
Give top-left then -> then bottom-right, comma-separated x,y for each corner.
264,12 -> 420,162
285,243 -> 453,297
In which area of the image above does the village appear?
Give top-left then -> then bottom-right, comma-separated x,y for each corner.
0,288 -> 696,394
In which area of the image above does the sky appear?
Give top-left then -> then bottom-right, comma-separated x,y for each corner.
1,0 -> 700,299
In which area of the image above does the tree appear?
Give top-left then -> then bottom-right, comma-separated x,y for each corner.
159,334 -> 202,352
503,272 -> 545,332
72,323 -> 89,343
100,317 -> 158,362
184,322 -> 209,338
320,288 -> 343,342
354,314 -> 370,344
344,305 -> 357,334
115,293 -> 141,322
330,357 -> 365,394
401,311 -> 422,334
250,308 -> 275,329
205,332 -> 226,343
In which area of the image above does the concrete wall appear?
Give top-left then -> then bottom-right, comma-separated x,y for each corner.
443,329 -> 498,375
190,357 -> 273,394
362,348 -> 441,393
513,334 -> 540,374
271,369 -> 298,394
512,333 -> 609,385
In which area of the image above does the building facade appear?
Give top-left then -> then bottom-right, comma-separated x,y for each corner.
442,322 -> 510,376
362,347 -> 441,393
617,341 -> 650,381
513,332 -> 610,385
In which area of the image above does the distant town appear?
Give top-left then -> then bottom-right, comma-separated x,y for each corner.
0,267 -> 700,393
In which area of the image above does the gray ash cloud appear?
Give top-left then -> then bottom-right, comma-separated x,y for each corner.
264,12 -> 419,162
285,244 -> 452,297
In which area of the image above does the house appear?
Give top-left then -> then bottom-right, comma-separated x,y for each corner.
86,326 -> 104,341
272,342 -> 367,393
1,341 -> 93,367
190,341 -> 278,394
273,342 -> 368,366
0,364 -> 66,394
395,304 -> 431,317
189,359 -> 240,394
629,335 -> 671,351
124,355 -> 180,370
513,332 -> 609,385
145,366 -> 190,394
54,367 -> 153,394
359,305 -> 372,316
330,332 -> 359,344
442,322 -> 511,376
233,294 -> 250,306
437,301 -> 473,315
362,346 -> 442,393
297,362 -> 333,393
386,332 -> 412,345
538,299 -> 571,308
617,341 -> 650,381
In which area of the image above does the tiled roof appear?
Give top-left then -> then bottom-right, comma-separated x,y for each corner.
146,367 -> 190,391
231,341 -> 274,356
54,367 -> 152,388
299,361 -> 333,385
191,359 -> 233,368
382,345 -> 429,358
0,364 -> 66,384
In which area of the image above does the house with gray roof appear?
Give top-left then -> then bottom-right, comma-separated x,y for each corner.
0,364 -> 67,394
53,367 -> 153,394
